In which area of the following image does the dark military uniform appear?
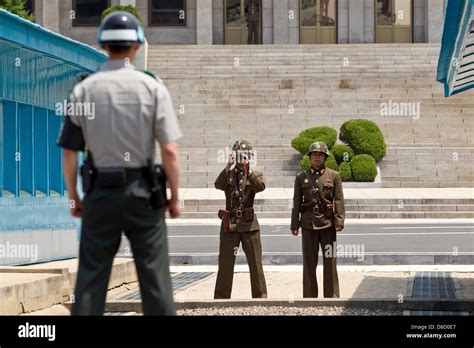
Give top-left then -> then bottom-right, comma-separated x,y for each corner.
291,142 -> 345,298
246,0 -> 261,44
214,141 -> 267,299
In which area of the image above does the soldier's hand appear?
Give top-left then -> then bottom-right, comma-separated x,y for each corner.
336,225 -> 344,232
69,194 -> 83,218
291,228 -> 299,236
226,153 -> 236,172
167,198 -> 181,219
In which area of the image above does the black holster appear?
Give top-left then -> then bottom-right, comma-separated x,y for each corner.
146,159 -> 168,209
80,154 -> 96,193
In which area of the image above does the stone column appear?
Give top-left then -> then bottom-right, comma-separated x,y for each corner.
425,0 -> 444,43
196,0 -> 213,44
41,0 -> 60,33
273,0 -> 289,44
348,0 -> 364,43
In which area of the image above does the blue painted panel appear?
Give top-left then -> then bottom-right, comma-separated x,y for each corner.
0,100 -> 3,196
0,196 -> 78,231
19,103 -> 34,195
34,107 -> 49,195
48,110 -> 62,194
3,101 -> 19,196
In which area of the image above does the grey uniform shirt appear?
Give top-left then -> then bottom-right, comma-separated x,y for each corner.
58,59 -> 182,168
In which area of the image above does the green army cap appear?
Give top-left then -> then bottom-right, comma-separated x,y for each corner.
232,139 -> 253,152
307,141 -> 329,156
232,139 -> 254,160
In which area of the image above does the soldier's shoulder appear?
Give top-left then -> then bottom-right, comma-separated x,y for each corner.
296,171 -> 305,179
250,169 -> 264,177
325,167 -> 340,177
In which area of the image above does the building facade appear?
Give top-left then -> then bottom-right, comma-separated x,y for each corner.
30,0 -> 445,46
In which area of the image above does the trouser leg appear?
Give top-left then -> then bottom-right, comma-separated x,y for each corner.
302,228 -> 320,298
241,230 -> 267,298
214,226 -> 241,299
319,227 -> 340,298
72,194 -> 122,315
124,202 -> 176,315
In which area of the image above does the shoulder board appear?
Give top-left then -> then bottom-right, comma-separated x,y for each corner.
141,69 -> 161,81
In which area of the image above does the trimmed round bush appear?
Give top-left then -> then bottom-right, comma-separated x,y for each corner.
102,5 -> 143,23
350,154 -> 377,182
299,153 -> 339,171
339,162 -> 352,182
325,152 -> 339,171
291,126 -> 337,154
339,119 -> 387,162
331,144 -> 354,164
300,155 -> 311,171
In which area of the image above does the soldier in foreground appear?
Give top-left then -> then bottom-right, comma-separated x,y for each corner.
290,141 -> 345,298
58,11 -> 182,315
214,140 -> 267,299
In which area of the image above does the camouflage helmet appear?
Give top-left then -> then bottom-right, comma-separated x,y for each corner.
306,141 -> 329,157
232,139 -> 254,160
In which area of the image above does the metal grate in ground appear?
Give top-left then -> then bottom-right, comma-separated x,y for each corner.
408,271 -> 468,316
412,271 -> 457,299
117,272 -> 214,300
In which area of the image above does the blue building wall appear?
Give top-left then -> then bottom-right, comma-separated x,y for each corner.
0,9 -> 107,265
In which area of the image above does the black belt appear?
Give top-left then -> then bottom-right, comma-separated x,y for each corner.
95,167 -> 147,187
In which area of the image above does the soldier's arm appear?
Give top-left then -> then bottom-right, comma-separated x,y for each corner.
214,169 -> 229,191
290,174 -> 302,230
333,172 -> 345,227
248,170 -> 265,193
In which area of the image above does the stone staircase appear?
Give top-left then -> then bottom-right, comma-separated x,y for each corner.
148,44 -> 473,190
179,197 -> 474,219
148,44 -> 473,218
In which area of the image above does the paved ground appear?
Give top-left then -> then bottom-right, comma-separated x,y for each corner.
115,220 -> 474,257
18,265 -> 474,316
173,188 -> 474,200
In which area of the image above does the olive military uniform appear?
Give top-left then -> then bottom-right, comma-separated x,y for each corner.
291,143 -> 345,298
214,142 -> 267,299
58,58 -> 182,315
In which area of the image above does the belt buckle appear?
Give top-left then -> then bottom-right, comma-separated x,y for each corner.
236,209 -> 243,218
312,206 -> 319,214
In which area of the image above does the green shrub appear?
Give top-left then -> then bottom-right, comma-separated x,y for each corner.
325,152 -> 339,171
339,119 -> 387,162
0,0 -> 35,21
331,144 -> 354,164
300,155 -> 311,171
102,5 -> 143,24
350,154 -> 377,182
299,153 -> 339,171
291,126 -> 337,154
292,137 -> 317,156
339,162 -> 352,182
